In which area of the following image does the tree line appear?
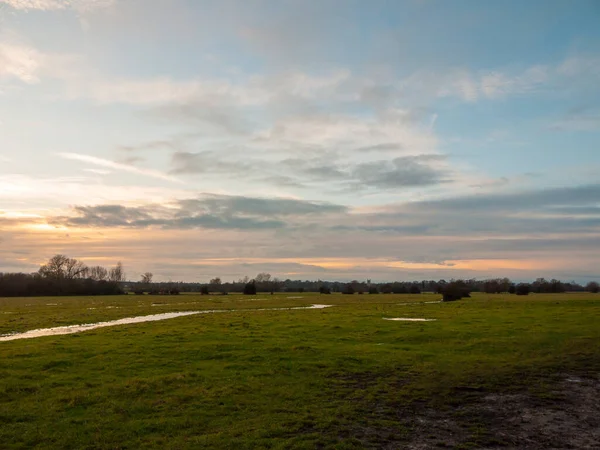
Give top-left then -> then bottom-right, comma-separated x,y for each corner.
126,274 -> 600,297
0,255 -> 125,297
1,255 -> 599,297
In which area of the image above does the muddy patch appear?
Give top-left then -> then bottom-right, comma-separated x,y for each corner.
405,376 -> 600,449
324,374 -> 600,449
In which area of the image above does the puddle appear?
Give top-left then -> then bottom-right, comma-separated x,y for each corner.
106,306 -> 120,309
46,303 -> 58,306
287,296 -> 304,299
383,318 -> 436,322
87,308 -> 96,310
567,377 -> 583,383
152,302 -> 199,307
0,305 -> 334,342
0,311 -> 200,342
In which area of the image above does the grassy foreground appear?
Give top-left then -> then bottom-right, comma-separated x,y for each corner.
1,292 -> 599,449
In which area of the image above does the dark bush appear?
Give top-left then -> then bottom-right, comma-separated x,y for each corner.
319,286 -> 331,294
508,284 -> 516,294
392,284 -> 408,294
515,283 -> 531,296
409,284 -> 421,294
243,281 -> 257,295
368,286 -> 379,294
200,286 -> 209,295
586,281 -> 600,293
342,284 -> 355,295
441,280 -> 471,302
380,284 -> 392,294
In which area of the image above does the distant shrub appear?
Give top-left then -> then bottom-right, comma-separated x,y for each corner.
342,284 -> 355,295
368,286 -> 379,294
586,281 -> 600,294
134,290 -> 145,295
409,284 -> 421,294
220,291 -> 229,295
244,281 -> 257,295
515,283 -> 531,296
200,286 -> 209,295
380,284 -> 393,294
319,286 -> 331,294
441,280 -> 471,302
508,284 -> 516,294
392,284 -> 408,294
298,287 -> 305,293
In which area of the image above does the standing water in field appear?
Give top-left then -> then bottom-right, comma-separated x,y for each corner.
383,318 -> 437,322
0,305 -> 333,342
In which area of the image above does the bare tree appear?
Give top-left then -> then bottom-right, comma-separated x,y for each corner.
89,266 -> 108,281
39,255 -> 87,279
38,254 -> 68,279
255,273 -> 271,283
209,277 -> 222,286
141,272 -> 153,284
65,258 -> 88,279
109,262 -> 125,282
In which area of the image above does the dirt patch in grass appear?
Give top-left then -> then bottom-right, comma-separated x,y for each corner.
326,373 -> 600,449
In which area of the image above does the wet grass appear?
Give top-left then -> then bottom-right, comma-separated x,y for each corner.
0,292 -> 599,448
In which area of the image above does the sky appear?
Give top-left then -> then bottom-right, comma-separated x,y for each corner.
1,0 -> 599,283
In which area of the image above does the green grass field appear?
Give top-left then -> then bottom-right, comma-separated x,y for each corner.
1,292 -> 599,449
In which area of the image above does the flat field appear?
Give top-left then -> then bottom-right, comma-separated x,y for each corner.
1,293 -> 599,449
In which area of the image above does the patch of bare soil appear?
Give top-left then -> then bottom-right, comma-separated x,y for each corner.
407,376 -> 600,449
331,373 -> 600,449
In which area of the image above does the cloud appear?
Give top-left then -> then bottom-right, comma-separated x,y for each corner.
351,155 -> 450,189
0,0 -> 115,12
50,194 -> 347,230
7,181 -> 600,281
43,183 -> 600,242
83,168 -> 111,175
0,42 -> 42,83
168,149 -> 451,193
169,151 -> 253,176
407,183 -> 600,214
1,0 -> 69,10
355,143 -> 405,153
178,195 -> 348,216
549,105 -> 600,132
58,152 -> 182,183
0,174 -> 190,211
0,40 -> 78,88
118,140 -> 180,152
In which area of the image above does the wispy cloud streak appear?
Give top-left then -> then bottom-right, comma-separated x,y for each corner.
58,152 -> 183,184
